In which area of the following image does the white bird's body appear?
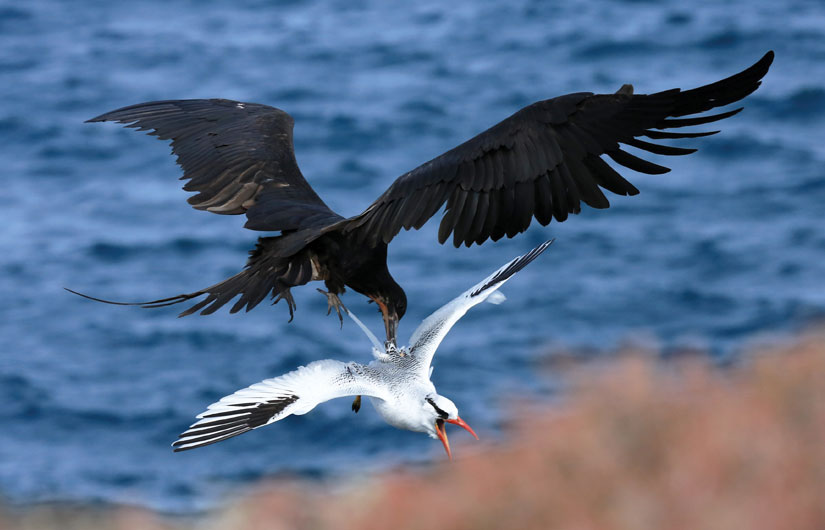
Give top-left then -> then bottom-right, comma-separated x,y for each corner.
174,240 -> 552,457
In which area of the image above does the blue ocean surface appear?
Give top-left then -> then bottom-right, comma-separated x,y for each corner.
1,0 -> 824,513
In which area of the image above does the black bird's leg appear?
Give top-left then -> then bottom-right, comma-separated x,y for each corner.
351,395 -> 361,413
316,288 -> 345,328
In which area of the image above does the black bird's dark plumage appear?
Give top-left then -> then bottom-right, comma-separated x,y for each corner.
342,51 -> 775,248
74,51 -> 774,341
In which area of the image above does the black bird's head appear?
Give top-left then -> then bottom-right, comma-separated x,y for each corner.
346,243 -> 406,348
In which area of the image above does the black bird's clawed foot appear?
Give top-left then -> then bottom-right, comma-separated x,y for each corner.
316,288 -> 345,328
352,395 -> 361,413
272,286 -> 296,323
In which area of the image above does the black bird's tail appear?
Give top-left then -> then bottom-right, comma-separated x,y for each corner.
66,232 -> 321,321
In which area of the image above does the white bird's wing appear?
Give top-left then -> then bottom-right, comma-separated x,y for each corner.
407,240 -> 553,376
173,360 -> 389,451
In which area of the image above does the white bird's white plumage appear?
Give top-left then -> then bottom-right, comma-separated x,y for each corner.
173,240 -> 552,452
174,360 -> 390,451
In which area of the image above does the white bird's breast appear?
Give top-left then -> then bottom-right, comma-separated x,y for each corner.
369,396 -> 426,433
366,358 -> 434,433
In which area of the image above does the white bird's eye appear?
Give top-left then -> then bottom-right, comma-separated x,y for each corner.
426,397 -> 448,419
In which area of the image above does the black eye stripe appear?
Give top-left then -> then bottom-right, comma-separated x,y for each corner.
426,397 -> 448,419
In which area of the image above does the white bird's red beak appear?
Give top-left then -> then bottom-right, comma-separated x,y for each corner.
435,417 -> 479,460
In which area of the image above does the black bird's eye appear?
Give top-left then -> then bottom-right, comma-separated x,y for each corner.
426,397 -> 448,419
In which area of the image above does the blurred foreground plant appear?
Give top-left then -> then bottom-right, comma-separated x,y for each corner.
3,331 -> 824,530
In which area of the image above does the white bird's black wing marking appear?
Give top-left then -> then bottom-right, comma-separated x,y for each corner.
173,359 -> 388,451
406,240 -> 553,374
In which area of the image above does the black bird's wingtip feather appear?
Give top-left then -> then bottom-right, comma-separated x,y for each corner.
85,107 -> 134,123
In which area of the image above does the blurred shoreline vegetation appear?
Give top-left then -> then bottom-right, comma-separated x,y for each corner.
3,329 -> 824,530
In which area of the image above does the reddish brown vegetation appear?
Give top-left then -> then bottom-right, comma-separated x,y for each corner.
4,332 -> 825,530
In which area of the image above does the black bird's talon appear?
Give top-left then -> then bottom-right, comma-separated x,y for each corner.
351,395 -> 361,413
316,289 -> 346,328
273,287 -> 296,323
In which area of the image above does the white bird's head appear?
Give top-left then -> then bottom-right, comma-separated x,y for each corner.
421,394 -> 478,460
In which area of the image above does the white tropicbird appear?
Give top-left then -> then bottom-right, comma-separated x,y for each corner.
173,240 -> 553,458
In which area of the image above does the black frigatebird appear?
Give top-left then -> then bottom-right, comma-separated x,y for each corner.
69,51 -> 774,346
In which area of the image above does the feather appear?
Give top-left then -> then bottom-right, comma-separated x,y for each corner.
454,191 -> 480,247
606,149 -> 671,175
513,180 -> 534,235
623,138 -> 697,156
658,108 -> 742,128
584,155 -> 639,196
566,156 -> 609,209
548,168 -> 568,222
558,164 -> 582,215
534,173 -> 554,226
467,192 -> 490,246
478,189 -> 499,244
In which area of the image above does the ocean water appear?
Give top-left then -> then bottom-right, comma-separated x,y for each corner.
1,0 -> 824,513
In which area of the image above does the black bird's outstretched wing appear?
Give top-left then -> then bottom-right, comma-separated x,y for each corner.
88,99 -> 343,232
341,51 -> 774,247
